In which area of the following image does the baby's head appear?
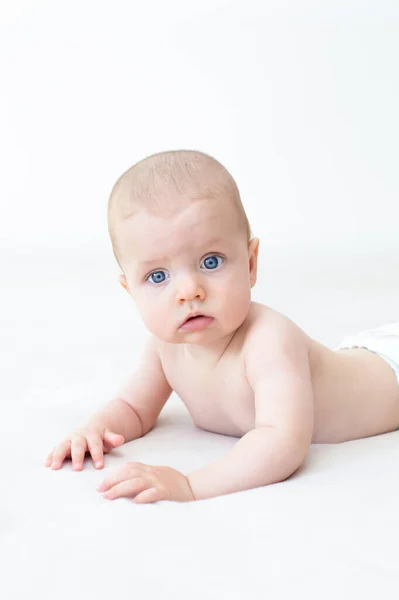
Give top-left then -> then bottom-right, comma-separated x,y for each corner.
107,150 -> 259,346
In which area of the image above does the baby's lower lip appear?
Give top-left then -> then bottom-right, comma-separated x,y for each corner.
179,316 -> 214,331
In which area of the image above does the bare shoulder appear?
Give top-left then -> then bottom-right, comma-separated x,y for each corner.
243,302 -> 312,365
139,333 -> 169,367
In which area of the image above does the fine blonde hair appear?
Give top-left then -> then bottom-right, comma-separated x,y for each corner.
107,149 -> 252,271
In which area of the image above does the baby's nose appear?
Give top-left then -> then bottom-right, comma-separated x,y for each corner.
176,277 -> 206,302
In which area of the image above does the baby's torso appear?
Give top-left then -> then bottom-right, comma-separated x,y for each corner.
159,326 -> 255,438
158,302 -> 399,443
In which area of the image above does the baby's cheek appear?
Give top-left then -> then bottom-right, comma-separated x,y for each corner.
224,277 -> 251,323
138,304 -> 169,338
139,305 -> 158,329
234,288 -> 251,316
225,271 -> 251,303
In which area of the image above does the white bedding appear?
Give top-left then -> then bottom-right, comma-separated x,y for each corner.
1,241 -> 399,599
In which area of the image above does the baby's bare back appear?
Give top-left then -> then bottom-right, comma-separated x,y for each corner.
159,302 -> 399,443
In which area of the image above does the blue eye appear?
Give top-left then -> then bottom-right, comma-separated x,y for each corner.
202,255 -> 223,270
147,271 -> 167,284
146,255 -> 224,285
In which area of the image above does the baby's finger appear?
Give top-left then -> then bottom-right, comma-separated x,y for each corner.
71,436 -> 88,471
97,471 -> 126,492
133,488 -> 162,504
45,451 -> 54,467
50,441 -> 71,470
86,435 -> 104,469
103,431 -> 125,447
102,478 -> 148,500
97,464 -> 139,492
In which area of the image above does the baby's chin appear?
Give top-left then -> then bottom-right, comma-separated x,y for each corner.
171,330 -> 222,344
152,326 -> 222,345
177,327 -> 240,347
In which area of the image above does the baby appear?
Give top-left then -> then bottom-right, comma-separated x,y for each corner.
45,149 -> 399,504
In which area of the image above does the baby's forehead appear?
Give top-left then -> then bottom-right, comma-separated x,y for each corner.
136,231 -> 233,261
117,193 -> 244,265
131,195 -> 235,230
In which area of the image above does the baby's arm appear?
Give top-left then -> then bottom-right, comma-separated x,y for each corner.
91,334 -> 173,440
46,334 -> 173,470
187,320 -> 314,500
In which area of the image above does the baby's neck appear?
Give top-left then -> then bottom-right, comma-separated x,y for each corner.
182,329 -> 239,364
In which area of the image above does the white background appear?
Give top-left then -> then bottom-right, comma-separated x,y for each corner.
1,3 -> 399,598
1,0 -> 398,249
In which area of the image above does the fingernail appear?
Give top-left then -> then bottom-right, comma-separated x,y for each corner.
95,461 -> 102,468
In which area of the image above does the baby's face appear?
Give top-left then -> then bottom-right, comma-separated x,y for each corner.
117,196 -> 258,345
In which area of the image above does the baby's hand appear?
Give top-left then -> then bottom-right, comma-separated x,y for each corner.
97,462 -> 195,503
44,426 -> 125,471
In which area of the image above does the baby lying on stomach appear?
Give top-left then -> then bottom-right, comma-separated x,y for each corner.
45,149 -> 399,503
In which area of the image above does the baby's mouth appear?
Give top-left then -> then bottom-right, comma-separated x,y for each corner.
179,314 -> 215,330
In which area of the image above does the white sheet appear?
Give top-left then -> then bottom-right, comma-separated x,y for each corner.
2,242 -> 399,599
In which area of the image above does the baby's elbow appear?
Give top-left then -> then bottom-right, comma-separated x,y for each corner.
275,428 -> 312,481
271,449 -> 307,485
284,413 -> 314,455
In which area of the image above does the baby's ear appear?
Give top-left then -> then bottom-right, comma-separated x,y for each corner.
248,237 -> 260,288
118,274 -> 130,294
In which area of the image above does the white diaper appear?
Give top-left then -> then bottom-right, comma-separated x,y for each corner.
334,322 -> 399,385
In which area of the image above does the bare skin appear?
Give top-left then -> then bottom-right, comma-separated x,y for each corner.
46,150 -> 399,502
158,301 -> 399,444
